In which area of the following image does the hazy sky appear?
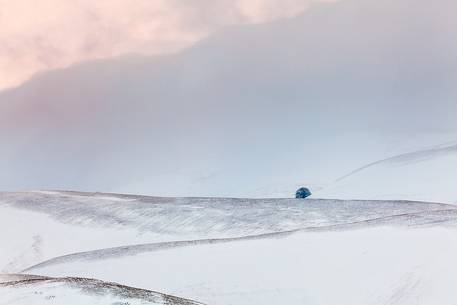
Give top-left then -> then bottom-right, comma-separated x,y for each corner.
0,0 -> 331,90
1,0 -> 456,197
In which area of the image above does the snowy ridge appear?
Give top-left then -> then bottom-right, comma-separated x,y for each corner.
335,143 -> 457,182
318,142 -> 457,204
23,207 -> 457,273
23,226 -> 457,305
0,275 -> 204,305
0,274 -> 50,284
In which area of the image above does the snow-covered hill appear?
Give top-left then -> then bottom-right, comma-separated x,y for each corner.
2,191 -> 457,304
26,227 -> 457,305
0,190 -> 451,273
318,143 -> 457,204
2,0 -> 457,303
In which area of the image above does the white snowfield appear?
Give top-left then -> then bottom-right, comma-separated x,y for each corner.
2,191 -> 457,305
317,142 -> 457,204
0,190 -> 452,273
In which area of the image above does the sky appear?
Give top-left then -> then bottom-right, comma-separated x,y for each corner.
0,0 -> 331,91
1,0 -> 457,197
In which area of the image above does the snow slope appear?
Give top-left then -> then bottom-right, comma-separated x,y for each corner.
26,227 -> 457,305
318,143 -> 457,204
3,191 -> 457,304
0,276 -> 202,305
0,190 -> 451,272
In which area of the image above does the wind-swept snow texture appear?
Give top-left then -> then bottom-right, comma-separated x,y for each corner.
0,190 -> 452,272
0,276 -> 202,305
2,191 -> 457,305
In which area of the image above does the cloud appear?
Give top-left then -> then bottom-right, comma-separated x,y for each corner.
1,0 -> 456,196
0,0 -> 322,90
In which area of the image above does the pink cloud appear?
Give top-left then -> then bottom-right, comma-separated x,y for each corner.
0,0 -> 323,90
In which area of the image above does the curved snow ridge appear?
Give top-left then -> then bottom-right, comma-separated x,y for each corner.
24,208 -> 457,273
2,191 -> 453,236
319,143 -> 457,204
0,275 -> 205,305
0,274 -> 50,284
335,143 -> 457,183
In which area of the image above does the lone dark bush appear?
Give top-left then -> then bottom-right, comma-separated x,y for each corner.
295,187 -> 312,199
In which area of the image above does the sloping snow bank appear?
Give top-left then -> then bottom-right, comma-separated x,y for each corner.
28,226 -> 457,305
318,145 -> 457,204
0,276 -> 202,305
2,191 -> 450,272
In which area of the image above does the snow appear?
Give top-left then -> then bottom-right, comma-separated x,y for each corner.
2,191 -> 457,304
318,144 -> 457,204
0,276 -> 202,305
1,0 -> 457,200
0,274 -> 49,284
24,227 -> 457,305
1,0 -> 457,303
0,191 -> 452,272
